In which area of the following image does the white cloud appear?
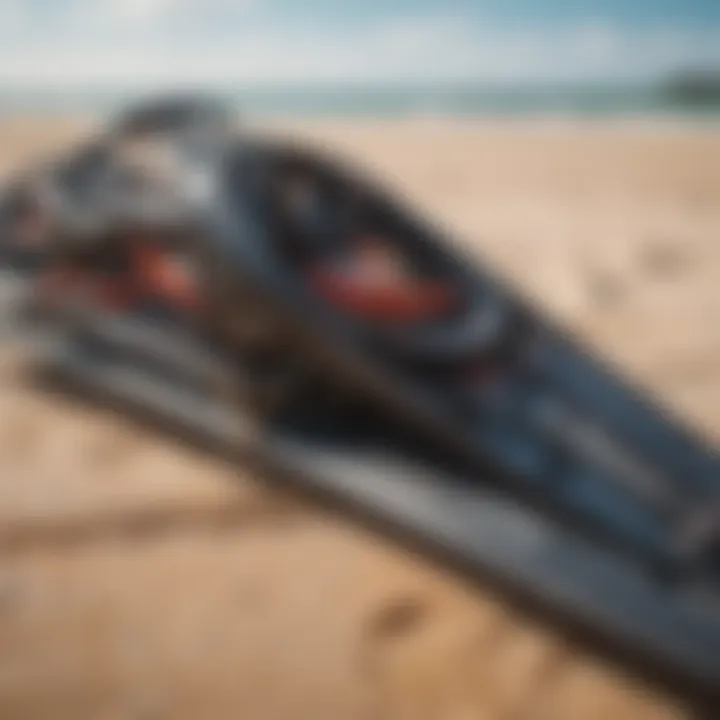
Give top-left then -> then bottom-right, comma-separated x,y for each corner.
66,0 -> 257,33
105,0 -> 180,25
0,9 -> 717,87
0,0 -> 27,35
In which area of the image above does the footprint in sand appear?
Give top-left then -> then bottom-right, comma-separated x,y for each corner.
638,240 -> 690,281
363,594 -> 540,720
362,592 -> 686,720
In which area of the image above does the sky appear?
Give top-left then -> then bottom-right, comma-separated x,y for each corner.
0,0 -> 718,88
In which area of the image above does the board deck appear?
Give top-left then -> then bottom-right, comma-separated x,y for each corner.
28,310 -> 720,704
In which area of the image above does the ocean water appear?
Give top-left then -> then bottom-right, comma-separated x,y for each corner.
235,84 -> 720,120
1,83 -> 719,120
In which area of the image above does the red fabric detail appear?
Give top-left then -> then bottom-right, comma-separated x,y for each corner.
36,237 -> 202,314
309,266 -> 455,322
131,243 -> 200,311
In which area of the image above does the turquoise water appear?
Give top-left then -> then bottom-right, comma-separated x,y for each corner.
1,83 -> 719,120
234,84 -> 720,119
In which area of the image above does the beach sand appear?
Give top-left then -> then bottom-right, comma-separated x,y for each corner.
0,118 -> 717,719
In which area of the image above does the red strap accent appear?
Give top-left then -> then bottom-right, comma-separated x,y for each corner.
309,267 -> 455,322
131,244 -> 200,310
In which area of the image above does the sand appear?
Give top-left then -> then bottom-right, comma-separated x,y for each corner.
1,117 -> 718,719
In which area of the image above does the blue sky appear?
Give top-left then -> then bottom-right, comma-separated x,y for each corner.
0,0 -> 718,87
